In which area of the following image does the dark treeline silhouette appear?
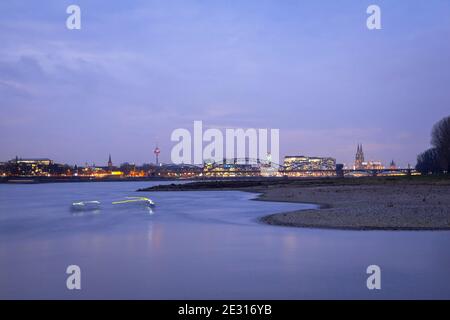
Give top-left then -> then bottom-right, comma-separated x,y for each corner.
416,116 -> 450,174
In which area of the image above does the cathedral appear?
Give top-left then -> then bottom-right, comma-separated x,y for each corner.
355,144 -> 365,169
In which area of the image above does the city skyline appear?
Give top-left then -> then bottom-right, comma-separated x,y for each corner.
1,1 -> 450,167
1,147 -> 415,181
1,142 -> 398,169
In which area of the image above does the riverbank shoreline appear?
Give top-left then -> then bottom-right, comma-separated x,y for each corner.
253,185 -> 450,230
0,176 -> 176,184
138,176 -> 450,230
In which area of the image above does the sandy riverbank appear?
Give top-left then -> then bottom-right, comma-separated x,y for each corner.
255,184 -> 450,230
139,177 -> 450,230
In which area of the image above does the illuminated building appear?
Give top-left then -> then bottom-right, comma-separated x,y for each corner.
203,160 -> 262,178
15,158 -> 54,166
355,144 -> 365,169
155,163 -> 202,178
354,144 -> 385,170
390,160 -> 397,170
283,155 -> 336,171
4,157 -> 68,176
361,161 -> 384,170
0,162 -> 7,177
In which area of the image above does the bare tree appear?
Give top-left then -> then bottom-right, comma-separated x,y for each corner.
431,116 -> 450,173
416,148 -> 442,174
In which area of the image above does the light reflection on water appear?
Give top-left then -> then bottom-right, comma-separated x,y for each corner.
0,181 -> 449,299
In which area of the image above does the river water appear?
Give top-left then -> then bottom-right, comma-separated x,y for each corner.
0,181 -> 449,299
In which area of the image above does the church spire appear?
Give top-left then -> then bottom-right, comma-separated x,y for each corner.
108,154 -> 113,170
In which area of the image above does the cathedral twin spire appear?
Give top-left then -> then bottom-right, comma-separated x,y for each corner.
355,144 -> 365,169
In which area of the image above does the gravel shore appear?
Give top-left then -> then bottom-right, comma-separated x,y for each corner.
257,184 -> 450,230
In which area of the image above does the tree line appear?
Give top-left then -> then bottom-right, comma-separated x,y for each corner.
416,116 -> 450,174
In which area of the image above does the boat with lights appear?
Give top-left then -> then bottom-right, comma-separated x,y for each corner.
112,197 -> 155,207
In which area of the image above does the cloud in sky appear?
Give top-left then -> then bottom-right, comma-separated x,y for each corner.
1,0 -> 450,167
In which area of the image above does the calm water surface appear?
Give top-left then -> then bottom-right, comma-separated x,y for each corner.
0,182 -> 449,299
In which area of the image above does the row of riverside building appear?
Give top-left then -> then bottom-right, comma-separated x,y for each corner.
0,144 -> 399,179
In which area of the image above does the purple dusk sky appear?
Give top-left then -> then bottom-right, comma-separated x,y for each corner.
1,0 -> 450,167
